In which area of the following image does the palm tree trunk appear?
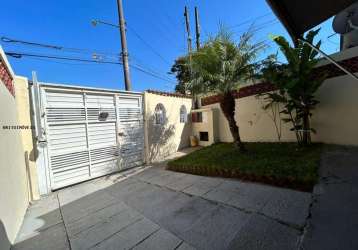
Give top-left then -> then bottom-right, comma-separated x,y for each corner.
219,92 -> 246,152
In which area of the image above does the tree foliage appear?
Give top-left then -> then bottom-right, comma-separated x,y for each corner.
170,56 -> 190,94
260,29 -> 326,145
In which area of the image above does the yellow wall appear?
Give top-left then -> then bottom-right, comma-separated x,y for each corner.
0,50 -> 29,249
144,92 -> 193,162
311,74 -> 358,145
202,73 -> 358,145
14,76 -> 40,201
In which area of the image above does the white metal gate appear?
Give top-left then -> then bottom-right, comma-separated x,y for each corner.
35,83 -> 144,190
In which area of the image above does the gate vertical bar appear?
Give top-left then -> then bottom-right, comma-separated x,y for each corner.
114,94 -> 122,169
83,92 -> 92,177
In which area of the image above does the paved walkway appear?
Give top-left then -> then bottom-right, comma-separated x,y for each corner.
301,146 -> 358,250
12,159 -> 312,250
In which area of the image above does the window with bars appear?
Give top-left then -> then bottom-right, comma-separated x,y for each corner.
154,103 -> 166,125
180,105 -> 188,123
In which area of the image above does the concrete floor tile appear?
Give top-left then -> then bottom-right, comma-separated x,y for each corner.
176,242 -> 197,250
181,205 -> 251,250
261,189 -> 311,228
228,214 -> 300,250
92,218 -> 160,250
13,223 -> 69,250
60,191 -> 118,223
182,177 -> 223,196
70,208 -> 143,250
124,185 -> 178,214
165,174 -> 201,191
15,194 -> 62,242
158,197 -> 219,235
66,201 -> 128,237
132,228 -> 182,250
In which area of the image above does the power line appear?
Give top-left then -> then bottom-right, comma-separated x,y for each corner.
6,51 -> 176,84
126,25 -> 172,65
5,52 -> 121,64
1,36 -> 121,59
229,12 -> 273,29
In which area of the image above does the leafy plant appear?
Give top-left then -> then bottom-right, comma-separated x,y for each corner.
188,28 -> 265,151
260,29 -> 326,145
170,56 -> 190,94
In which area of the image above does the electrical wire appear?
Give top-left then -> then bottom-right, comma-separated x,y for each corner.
1,36 -> 121,58
5,51 -> 176,84
229,12 -> 273,29
126,24 -> 172,65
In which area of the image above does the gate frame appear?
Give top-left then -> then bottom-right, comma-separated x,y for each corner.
31,79 -> 145,195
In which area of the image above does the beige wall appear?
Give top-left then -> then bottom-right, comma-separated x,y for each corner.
202,73 -> 358,145
204,96 -> 297,143
311,74 -> 358,145
14,76 -> 40,201
144,92 -> 192,162
0,50 -> 29,249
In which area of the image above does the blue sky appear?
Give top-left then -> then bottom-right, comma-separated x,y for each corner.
1,0 -> 340,92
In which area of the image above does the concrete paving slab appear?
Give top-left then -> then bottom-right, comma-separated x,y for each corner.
164,174 -> 201,191
13,223 -> 69,250
143,170 -> 176,185
124,184 -> 178,214
145,171 -> 187,187
158,197 -> 219,235
105,178 -> 149,200
182,176 -> 224,196
132,228 -> 182,250
92,217 -> 160,250
261,189 -> 311,228
301,148 -> 358,250
70,208 -> 143,250
133,167 -> 164,182
181,205 -> 251,250
202,186 -> 233,204
219,181 -> 277,212
15,194 -> 62,242
228,214 -> 300,250
66,201 -> 128,237
176,242 -> 197,250
136,191 -> 194,224
60,191 -> 118,224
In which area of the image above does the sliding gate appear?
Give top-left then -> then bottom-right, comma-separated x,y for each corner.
35,83 -> 144,190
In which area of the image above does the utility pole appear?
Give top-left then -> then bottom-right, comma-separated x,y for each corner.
184,6 -> 192,54
117,0 -> 131,91
194,7 -> 200,50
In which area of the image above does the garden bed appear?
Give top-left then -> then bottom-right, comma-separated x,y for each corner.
167,142 -> 323,192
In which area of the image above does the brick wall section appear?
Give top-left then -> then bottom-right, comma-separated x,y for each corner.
201,82 -> 277,106
146,89 -> 192,99
0,56 -> 15,97
201,56 -> 358,106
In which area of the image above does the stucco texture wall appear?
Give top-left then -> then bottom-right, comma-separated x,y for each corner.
144,92 -> 192,162
202,73 -> 358,145
204,96 -> 297,143
14,76 -> 40,201
0,79 -> 29,249
310,74 -> 358,145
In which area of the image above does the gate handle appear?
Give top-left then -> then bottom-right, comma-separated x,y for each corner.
118,132 -> 125,137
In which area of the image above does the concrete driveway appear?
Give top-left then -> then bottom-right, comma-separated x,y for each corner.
12,161 -> 312,250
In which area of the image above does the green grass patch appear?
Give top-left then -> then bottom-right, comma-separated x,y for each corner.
167,142 -> 323,192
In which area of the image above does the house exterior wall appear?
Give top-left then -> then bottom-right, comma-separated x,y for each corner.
14,76 -> 40,201
0,48 -> 29,250
144,91 -> 192,163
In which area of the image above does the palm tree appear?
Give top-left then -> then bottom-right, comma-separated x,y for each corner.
188,29 -> 265,151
